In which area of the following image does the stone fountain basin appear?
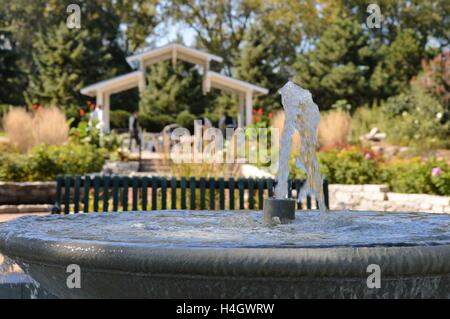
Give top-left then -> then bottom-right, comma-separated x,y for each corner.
0,211 -> 449,298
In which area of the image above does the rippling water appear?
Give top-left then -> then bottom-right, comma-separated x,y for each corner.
0,210 -> 449,248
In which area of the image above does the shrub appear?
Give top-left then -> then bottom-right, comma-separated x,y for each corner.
110,110 -> 130,130
0,153 -> 28,181
69,120 -> 100,148
2,107 -> 35,152
139,114 -> 173,132
27,143 -> 106,181
318,110 -> 351,148
33,107 -> 69,146
290,147 -> 379,184
3,107 -> 69,152
176,110 -> 196,131
289,146 -> 450,196
65,105 -> 85,128
0,142 -> 19,154
318,147 -> 379,184
380,158 -> 450,195
432,170 -> 450,196
0,143 -> 107,181
381,89 -> 450,148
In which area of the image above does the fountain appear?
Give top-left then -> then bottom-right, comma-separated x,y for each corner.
0,82 -> 449,298
264,81 -> 326,224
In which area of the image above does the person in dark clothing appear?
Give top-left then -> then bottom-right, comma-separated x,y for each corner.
218,111 -> 236,137
128,111 -> 141,151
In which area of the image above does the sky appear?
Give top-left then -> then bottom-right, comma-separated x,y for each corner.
154,21 -> 196,47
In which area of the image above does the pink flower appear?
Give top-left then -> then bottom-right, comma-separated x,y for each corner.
431,167 -> 442,177
364,152 -> 372,160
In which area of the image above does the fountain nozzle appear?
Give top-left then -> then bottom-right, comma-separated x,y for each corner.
263,198 -> 296,225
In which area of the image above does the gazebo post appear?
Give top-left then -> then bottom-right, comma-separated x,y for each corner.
96,90 -> 104,109
245,91 -> 253,126
138,72 -> 146,92
238,93 -> 245,128
103,92 -> 111,133
202,62 -> 209,95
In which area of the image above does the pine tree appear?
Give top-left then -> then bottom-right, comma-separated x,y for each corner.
293,17 -> 375,110
27,24 -> 104,107
139,60 -> 212,122
370,30 -> 423,100
234,25 -> 284,110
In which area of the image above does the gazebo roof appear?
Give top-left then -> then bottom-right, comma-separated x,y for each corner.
126,43 -> 223,68
80,71 -> 144,97
205,71 -> 269,96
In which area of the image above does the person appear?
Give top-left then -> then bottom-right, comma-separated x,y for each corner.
128,111 -> 141,151
89,104 -> 104,132
218,111 -> 236,137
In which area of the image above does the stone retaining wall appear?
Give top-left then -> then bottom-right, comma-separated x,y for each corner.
329,184 -> 450,213
0,182 -> 56,205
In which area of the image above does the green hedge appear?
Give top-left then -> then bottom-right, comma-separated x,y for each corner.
380,158 -> 450,196
139,114 -> 173,132
0,143 -> 106,182
110,110 -> 131,130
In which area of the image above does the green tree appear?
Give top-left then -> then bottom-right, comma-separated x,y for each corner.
339,0 -> 450,49
0,0 -> 159,106
26,24 -> 111,107
370,29 -> 422,100
166,0 -> 262,74
234,25 -> 285,110
139,60 -> 212,123
293,17 -> 375,110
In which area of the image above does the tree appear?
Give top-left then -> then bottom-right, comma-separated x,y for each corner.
139,60 -> 213,123
413,50 -> 450,109
369,29 -> 422,100
165,0 -> 262,74
26,24 -> 112,107
234,25 -> 285,110
0,0 -> 160,106
293,17 -> 375,110
0,20 -> 25,105
339,0 -> 450,48
166,0 -> 336,74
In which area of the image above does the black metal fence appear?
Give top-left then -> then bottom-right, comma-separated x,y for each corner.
52,175 -> 329,214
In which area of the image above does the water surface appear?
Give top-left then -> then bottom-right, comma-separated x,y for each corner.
0,210 -> 449,248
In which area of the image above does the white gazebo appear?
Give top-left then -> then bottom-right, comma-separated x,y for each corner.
80,43 -> 268,132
